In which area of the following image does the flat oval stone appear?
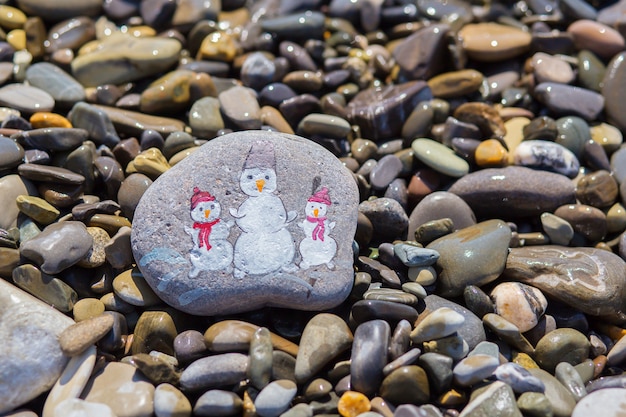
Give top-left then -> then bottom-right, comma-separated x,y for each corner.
369,155 -> 403,190
180,353 -> 249,392
188,96 -> 224,139
534,328 -> 590,373
459,381 -> 521,417
513,139 -> 580,178
427,69 -> 484,98
298,113 -> 351,139
131,310 -> 177,356
132,131 -> 358,315
0,279 -> 74,414
71,34 -> 182,87
295,313 -> 353,384
58,314 -> 114,356
352,299 -> 419,325
18,163 -> 84,185
13,127 -> 89,152
534,82 -> 604,121
351,320 -> 390,397
426,219 -> 511,297
503,246 -> 626,318
491,282 -> 547,333
0,83 -> 54,115
25,62 -> 85,106
453,354 -> 499,387
408,191 -> 476,240
204,320 -> 298,356
218,86 -> 261,130
82,361 -> 155,417
380,366 -> 430,405
527,368 -> 576,417
448,166 -> 576,218
410,307 -> 465,343
12,264 -> 77,312
576,170 -> 618,208
16,0 -> 102,21
459,22 -> 531,62
568,19 -> 625,60
554,204 -> 607,242
20,221 -> 93,275
411,138 -> 470,178
494,362 -> 545,394
393,23 -> 451,80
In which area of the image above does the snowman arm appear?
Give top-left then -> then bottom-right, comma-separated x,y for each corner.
329,221 -> 336,229
184,225 -> 199,245
229,208 -> 244,218
286,210 -> 297,223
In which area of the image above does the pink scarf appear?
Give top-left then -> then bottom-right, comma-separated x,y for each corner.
194,219 -> 220,250
307,216 -> 327,241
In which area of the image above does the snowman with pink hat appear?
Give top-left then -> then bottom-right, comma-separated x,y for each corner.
298,186 -> 337,269
185,187 -> 234,277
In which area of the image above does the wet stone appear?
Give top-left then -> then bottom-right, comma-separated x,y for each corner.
380,366 -> 430,406
554,203 -> 607,242
540,212 -> 574,246
534,328 -> 590,373
513,140 -> 580,178
180,353 -> 249,392
528,368 -> 577,417
352,299 -> 419,325
25,62 -> 85,106
255,379 -> 298,417
490,282 -> 548,333
411,307 -> 465,344
534,82 -> 604,121
408,191 -> 476,241
132,131 -> 358,315
59,314 -> 114,356
12,264 -> 77,312
0,135 -> 24,170
359,198 -> 409,241
459,381 -> 522,417
194,389 -> 242,417
351,319 -> 390,397
369,155 -> 403,190
448,166 -> 576,218
576,170 -> 618,208
494,362 -> 546,394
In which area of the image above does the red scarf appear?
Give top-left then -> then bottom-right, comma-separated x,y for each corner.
193,219 -> 220,250
306,216 -> 327,241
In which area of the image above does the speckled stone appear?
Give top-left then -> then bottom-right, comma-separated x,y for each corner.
490,282 -> 548,333
427,219 -> 511,297
359,197 -> 409,241
0,279 -> 74,414
132,131 -> 358,316
180,353 -> 249,392
411,307 -> 465,343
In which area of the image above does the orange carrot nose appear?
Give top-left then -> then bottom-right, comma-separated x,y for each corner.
313,208 -> 319,217
204,209 -> 211,218
256,179 -> 265,192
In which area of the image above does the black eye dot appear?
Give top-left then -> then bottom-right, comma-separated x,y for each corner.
210,204 -> 215,209
247,175 -> 253,179
265,175 -> 270,180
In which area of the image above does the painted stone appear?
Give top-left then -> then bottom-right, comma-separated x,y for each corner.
132,131 -> 359,316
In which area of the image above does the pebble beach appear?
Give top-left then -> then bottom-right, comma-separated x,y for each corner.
2,0 -> 626,416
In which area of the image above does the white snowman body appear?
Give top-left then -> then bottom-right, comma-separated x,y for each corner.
185,199 -> 233,277
299,200 -> 337,269
231,165 -> 296,276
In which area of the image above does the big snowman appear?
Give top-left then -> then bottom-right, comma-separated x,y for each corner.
230,141 -> 297,277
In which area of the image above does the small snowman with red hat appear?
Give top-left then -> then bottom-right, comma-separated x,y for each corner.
185,186 -> 234,277
298,186 -> 337,269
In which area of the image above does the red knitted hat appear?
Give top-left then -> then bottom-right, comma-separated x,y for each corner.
308,187 -> 331,205
191,187 -> 215,209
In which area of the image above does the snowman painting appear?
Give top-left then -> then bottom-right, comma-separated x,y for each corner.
298,186 -> 337,269
184,187 -> 234,277
229,141 -> 298,278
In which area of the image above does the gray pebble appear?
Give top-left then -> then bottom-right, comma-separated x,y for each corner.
193,390 -> 242,417
179,353 -> 249,392
494,362 -> 546,394
351,319 -> 390,397
255,380 -> 297,417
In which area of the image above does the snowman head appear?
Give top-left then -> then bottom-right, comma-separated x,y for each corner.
190,187 -> 221,222
306,187 -> 331,218
240,167 -> 277,196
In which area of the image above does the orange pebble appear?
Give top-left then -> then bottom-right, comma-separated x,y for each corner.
593,355 -> 607,378
338,391 -> 371,417
594,322 -> 626,341
30,112 -> 72,129
475,138 -> 509,167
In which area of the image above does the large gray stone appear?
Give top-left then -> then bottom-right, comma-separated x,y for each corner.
132,131 -> 359,316
0,279 -> 74,413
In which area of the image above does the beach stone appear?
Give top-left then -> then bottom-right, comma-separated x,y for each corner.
535,82 -> 604,121
393,23 -> 450,80
82,361 -> 155,417
483,313 -> 534,355
503,246 -> 626,318
20,221 -> 93,275
540,212 -> 574,246
218,85 -> 261,130
602,52 -> 626,133
16,195 -> 59,225
459,22 -> 531,62
418,352 -> 453,395
347,81 -> 432,141
205,320 -> 298,356
572,388 -> 626,417
410,307 -> 465,344
408,192 -> 476,240
25,62 -> 85,106
426,219 -> 510,297
0,279 -> 74,414
131,310 -> 177,356
554,204 -> 607,242
534,329 -> 590,373
412,138 -> 470,178
132,131 -> 358,315
154,383 -> 192,417
427,69 -> 484,99
369,155 -> 403,190
71,33 -> 181,87
494,363 -> 545,394
52,399 -> 115,417
351,319 -> 390,397
16,0 -> 101,20
555,362 -> 587,401
59,314 -> 113,356
12,264 -> 77,312
448,166 -> 576,218
576,170 -> 618,208
0,83 -> 54,115
459,381 -> 522,417
180,353 -> 249,392
453,354 -> 499,386
380,366 -> 430,405
193,389 -> 241,417
188,96 -> 224,138
513,140 -> 580,178
0,136 -> 24,170
295,313 -> 353,384
528,368 -> 576,417
424,295 -> 485,350
358,197 -> 409,241
490,282 -> 548,333
531,52 -> 575,84
516,393 -> 552,417
255,380 -> 297,417
568,19 -> 625,59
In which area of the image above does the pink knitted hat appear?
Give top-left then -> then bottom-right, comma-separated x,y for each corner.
191,187 -> 215,209
308,187 -> 331,205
